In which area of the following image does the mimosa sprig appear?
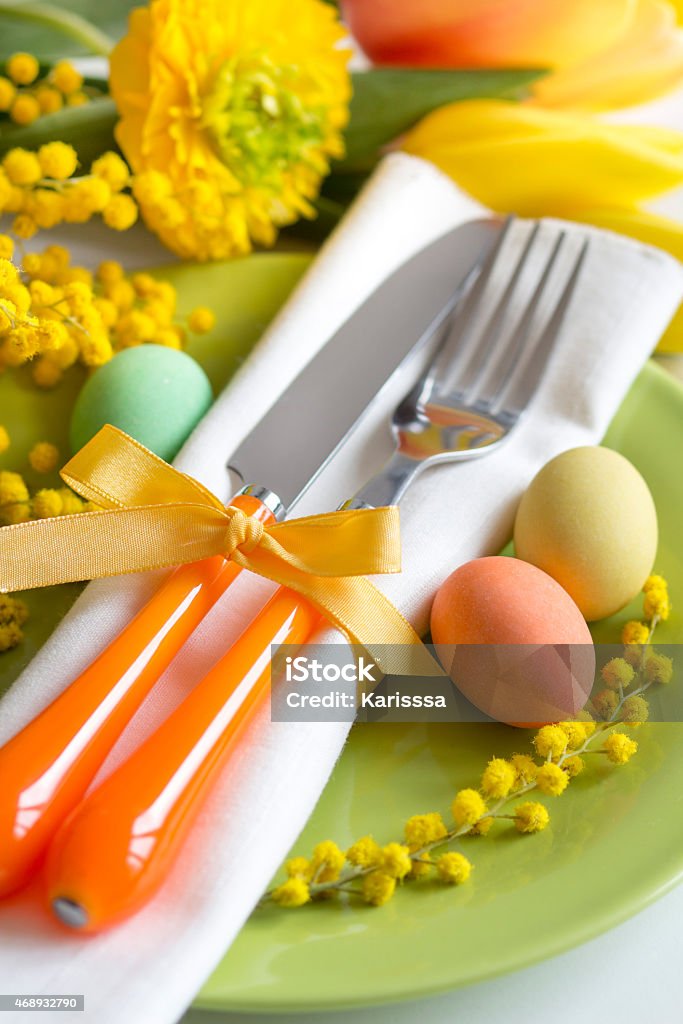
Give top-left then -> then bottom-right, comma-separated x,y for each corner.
263,574 -> 672,908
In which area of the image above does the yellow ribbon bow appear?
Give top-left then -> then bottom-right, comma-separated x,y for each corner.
0,426 -> 440,676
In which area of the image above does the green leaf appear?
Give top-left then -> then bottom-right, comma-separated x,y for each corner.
341,67 -> 545,173
320,170 -> 369,208
0,0 -> 138,58
0,95 -> 118,164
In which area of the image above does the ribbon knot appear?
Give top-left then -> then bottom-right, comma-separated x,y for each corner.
0,426 -> 442,676
223,506 -> 265,556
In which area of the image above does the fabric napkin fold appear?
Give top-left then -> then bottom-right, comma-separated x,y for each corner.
1,152 -> 682,1024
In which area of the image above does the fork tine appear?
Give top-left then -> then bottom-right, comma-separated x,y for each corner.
473,228 -> 568,408
421,215 -> 517,396
493,237 -> 590,416
442,222 -> 545,400
347,223 -> 591,511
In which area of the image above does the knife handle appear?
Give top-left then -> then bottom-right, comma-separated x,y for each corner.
0,493 -> 274,900
45,586 -> 320,931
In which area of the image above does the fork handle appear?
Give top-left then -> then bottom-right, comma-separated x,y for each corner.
0,492 -> 274,899
46,586 -> 320,931
344,451 -> 419,509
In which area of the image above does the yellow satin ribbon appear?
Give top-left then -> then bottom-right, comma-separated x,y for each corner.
0,426 -> 441,677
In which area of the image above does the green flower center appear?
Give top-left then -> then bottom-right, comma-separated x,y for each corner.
202,53 -> 327,190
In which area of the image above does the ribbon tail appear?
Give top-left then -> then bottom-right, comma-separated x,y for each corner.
232,547 -> 443,678
304,575 -> 445,678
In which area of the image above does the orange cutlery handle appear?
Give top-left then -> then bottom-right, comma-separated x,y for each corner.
0,493 -> 273,899
46,586 -> 320,931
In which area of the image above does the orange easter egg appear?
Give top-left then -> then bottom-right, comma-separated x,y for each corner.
431,556 -> 594,726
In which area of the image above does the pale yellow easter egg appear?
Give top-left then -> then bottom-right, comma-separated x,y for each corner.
514,446 -> 657,621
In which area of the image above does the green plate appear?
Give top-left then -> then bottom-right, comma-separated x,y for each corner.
196,360 -> 683,1013
1,264 -> 681,1014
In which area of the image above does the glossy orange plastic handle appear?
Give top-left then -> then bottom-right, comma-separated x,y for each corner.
45,586 -> 319,931
0,494 -> 273,899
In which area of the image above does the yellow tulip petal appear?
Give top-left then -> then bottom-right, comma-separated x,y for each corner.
570,207 -> 683,352
402,100 -> 683,215
532,0 -> 683,111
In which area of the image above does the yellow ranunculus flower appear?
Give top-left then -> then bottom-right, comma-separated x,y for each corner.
402,99 -> 683,352
109,0 -> 350,260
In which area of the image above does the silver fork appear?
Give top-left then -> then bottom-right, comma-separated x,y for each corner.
345,218 -> 589,510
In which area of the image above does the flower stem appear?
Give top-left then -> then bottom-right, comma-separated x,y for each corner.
0,1 -> 113,57
265,721 -> 628,903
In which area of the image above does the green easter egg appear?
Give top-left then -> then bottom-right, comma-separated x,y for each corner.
70,345 -> 213,461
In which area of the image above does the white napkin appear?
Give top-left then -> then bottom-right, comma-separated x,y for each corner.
0,153 -> 682,1024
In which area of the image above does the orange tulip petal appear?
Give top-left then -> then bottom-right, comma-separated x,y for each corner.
532,0 -> 683,110
343,0 -> 634,69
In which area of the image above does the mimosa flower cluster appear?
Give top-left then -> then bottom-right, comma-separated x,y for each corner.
265,577 -> 672,909
587,574 -> 674,726
0,434 -> 97,528
0,54 -> 98,127
0,144 -> 137,239
0,594 -> 29,654
0,245 -> 215,385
